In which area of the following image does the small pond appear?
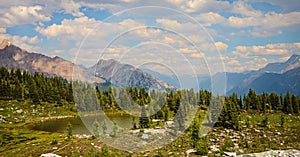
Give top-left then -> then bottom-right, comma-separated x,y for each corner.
31,114 -> 133,135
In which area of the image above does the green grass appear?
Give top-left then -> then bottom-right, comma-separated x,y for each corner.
0,100 -> 299,156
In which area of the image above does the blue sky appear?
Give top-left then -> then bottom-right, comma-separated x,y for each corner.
0,0 -> 300,76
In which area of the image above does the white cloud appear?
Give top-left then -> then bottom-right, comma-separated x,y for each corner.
249,0 -> 300,12
231,1 -> 262,17
60,0 -> 84,17
0,5 -> 50,27
179,47 -> 197,54
0,33 -> 41,52
119,0 -> 139,3
0,28 -> 6,33
164,0 -> 231,13
226,11 -> 300,29
245,57 -> 268,71
36,16 -> 101,40
232,42 -> 300,58
215,42 -> 228,52
156,18 -> 197,32
196,12 -> 226,26
190,53 -> 205,58
251,29 -> 283,38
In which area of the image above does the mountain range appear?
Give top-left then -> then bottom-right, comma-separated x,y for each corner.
145,54 -> 300,96
0,39 -> 174,91
0,39 -> 299,96
227,55 -> 300,96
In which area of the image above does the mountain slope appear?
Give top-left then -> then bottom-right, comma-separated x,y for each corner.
89,59 -> 175,91
258,54 -> 300,74
141,68 -> 181,88
0,41 -> 105,83
0,39 -> 174,91
193,55 -> 300,96
227,55 -> 300,96
228,66 -> 300,96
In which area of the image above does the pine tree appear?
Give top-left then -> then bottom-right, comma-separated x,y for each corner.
292,95 -> 299,114
139,106 -> 150,128
191,119 -> 200,147
93,120 -> 100,137
283,92 -> 293,114
270,92 -> 281,110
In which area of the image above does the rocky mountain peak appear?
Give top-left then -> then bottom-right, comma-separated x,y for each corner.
0,39 -> 11,49
286,54 -> 300,64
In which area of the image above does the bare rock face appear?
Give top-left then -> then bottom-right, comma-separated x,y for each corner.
0,40 -> 173,90
0,39 -> 11,49
0,42 -> 106,83
238,149 -> 300,157
89,59 -> 175,91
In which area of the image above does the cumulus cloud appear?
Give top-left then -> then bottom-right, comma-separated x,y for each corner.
196,12 -> 226,26
215,42 -> 228,52
0,5 -> 50,27
164,0 -> 230,13
156,18 -> 198,32
60,0 -> 84,17
0,28 -> 6,34
232,42 -> 300,58
231,1 -> 262,17
36,16 -> 99,39
0,33 -> 41,52
226,11 -> 300,29
36,16 -> 149,43
190,53 -> 205,58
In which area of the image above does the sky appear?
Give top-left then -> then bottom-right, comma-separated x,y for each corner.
0,0 -> 300,76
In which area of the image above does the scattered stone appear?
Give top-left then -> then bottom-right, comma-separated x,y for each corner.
40,153 -> 61,157
52,147 -> 58,150
16,109 -> 23,114
224,151 -> 236,156
254,129 -> 260,133
276,132 -> 281,135
186,149 -> 197,156
210,145 -> 219,152
73,134 -> 92,139
238,149 -> 300,157
141,133 -> 149,140
238,149 -> 244,154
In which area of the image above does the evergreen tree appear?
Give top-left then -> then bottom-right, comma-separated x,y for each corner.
93,120 -> 100,137
283,92 -> 293,114
191,119 -> 200,147
139,106 -> 150,128
292,95 -> 299,114
270,92 -> 281,110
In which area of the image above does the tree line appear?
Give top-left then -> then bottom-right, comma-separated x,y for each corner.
0,67 -> 73,104
0,66 -> 299,130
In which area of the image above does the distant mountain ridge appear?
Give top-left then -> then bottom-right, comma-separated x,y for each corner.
227,55 -> 300,96
90,59 -> 175,90
1,39 -> 298,95
259,54 -> 300,74
0,43 -> 106,83
0,39 -> 174,91
145,54 -> 300,96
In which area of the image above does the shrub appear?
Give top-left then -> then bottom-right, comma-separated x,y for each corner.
221,136 -> 234,151
66,122 -> 73,140
261,116 -> 269,127
51,139 -> 58,145
280,115 -> 285,127
196,137 -> 208,155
